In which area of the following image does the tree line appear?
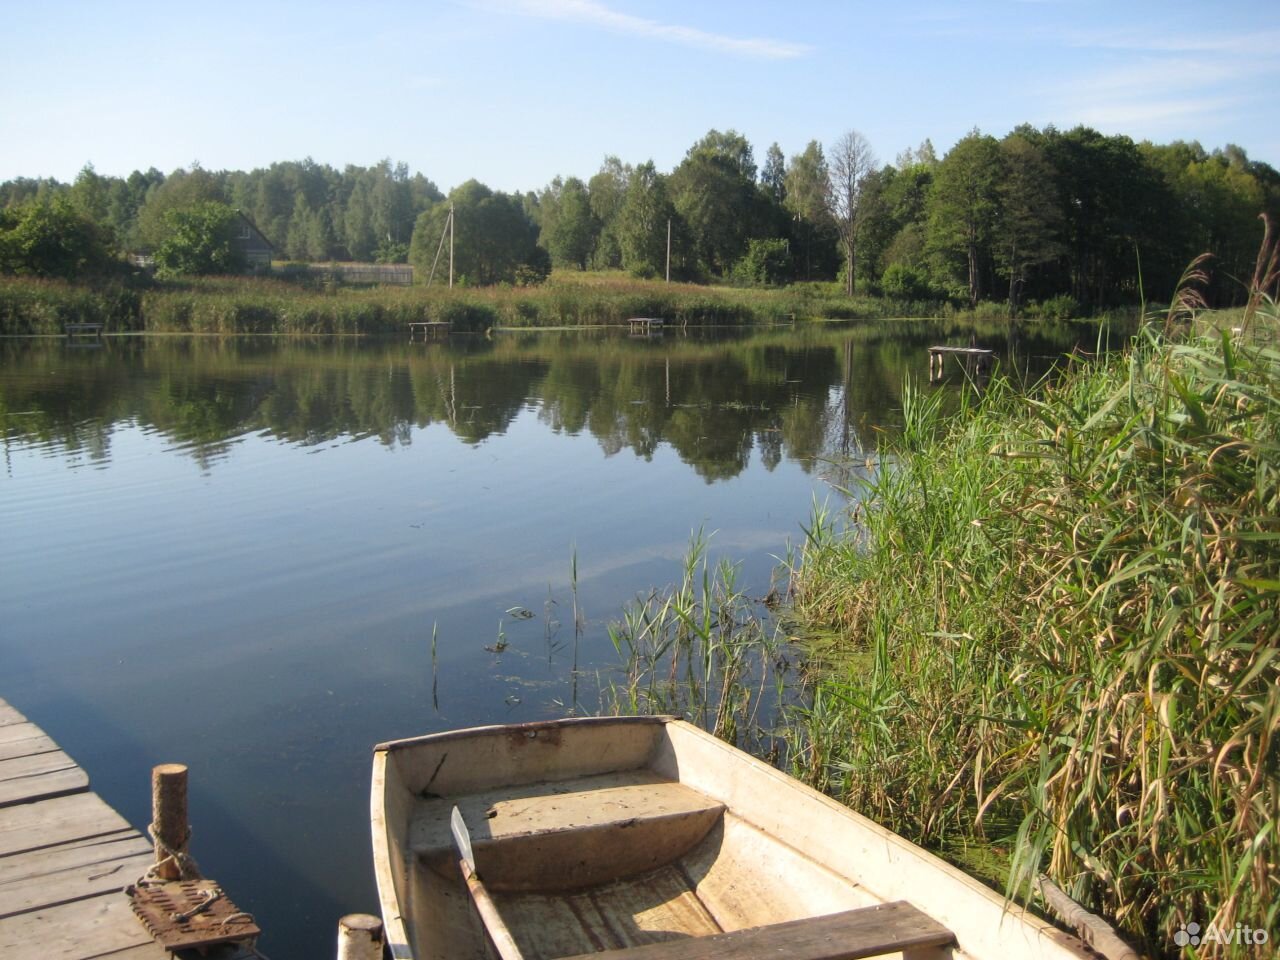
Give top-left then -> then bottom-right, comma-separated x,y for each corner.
0,159 -> 443,277
3,124 -> 1278,310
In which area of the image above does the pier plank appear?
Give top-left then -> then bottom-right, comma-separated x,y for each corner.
0,750 -> 90,808
0,834 -> 151,886
0,894 -> 162,959
0,729 -> 58,762
0,721 -> 51,745
0,793 -> 132,857
0,699 -> 174,959
0,837 -> 153,917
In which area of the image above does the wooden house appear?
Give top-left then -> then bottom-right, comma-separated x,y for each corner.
233,211 -> 274,269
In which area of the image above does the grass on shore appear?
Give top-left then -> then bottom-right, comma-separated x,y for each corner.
790,264 -> 1278,957
1,268 -> 1121,336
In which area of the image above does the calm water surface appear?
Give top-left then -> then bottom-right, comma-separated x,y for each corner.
0,321 -> 1103,958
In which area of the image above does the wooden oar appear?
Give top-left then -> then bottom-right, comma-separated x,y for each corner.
450,806 -> 526,960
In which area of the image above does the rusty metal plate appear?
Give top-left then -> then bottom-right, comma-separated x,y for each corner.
127,879 -> 261,950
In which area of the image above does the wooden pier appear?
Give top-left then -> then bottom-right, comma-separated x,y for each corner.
408,321 -> 450,340
928,345 -> 995,381
63,323 -> 104,340
0,697 -> 167,960
626,317 -> 664,335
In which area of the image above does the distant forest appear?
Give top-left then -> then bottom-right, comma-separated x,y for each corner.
3,124 -> 1279,310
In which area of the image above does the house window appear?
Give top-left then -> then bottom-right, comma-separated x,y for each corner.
238,224 -> 251,239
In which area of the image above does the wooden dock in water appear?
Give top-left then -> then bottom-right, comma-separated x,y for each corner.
63,323 -> 104,339
928,345 -> 995,380
0,696 -> 169,960
408,321 -> 450,340
626,317 -> 664,334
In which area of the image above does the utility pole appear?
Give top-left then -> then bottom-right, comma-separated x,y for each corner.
427,204 -> 456,288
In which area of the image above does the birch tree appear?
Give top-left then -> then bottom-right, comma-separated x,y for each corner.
826,130 -> 877,295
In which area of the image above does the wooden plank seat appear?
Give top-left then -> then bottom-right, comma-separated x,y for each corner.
557,901 -> 956,960
411,771 -> 725,892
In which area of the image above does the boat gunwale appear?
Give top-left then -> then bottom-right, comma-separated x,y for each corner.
372,714 -> 672,756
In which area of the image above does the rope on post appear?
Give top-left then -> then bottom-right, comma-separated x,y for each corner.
151,763 -> 199,880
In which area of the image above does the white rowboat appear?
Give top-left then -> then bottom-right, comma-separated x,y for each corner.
371,716 -> 1092,960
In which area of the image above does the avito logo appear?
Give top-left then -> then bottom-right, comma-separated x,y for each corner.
1174,921 -> 1270,949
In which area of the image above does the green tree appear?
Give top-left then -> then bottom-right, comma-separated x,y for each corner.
861,155 -> 935,285
107,168 -> 163,249
996,135 -> 1063,312
785,141 -> 838,281
305,205 -> 337,261
285,194 -> 312,260
1041,126 -> 1173,306
250,166 -> 292,255
69,165 -> 112,231
1147,142 -> 1278,305
369,159 -> 414,248
733,237 -> 792,286
344,179 -> 376,261
543,177 -> 598,270
894,139 -> 938,170
153,201 -> 245,277
617,162 -> 679,278
928,131 -> 1003,305
409,181 -> 540,285
761,142 -> 787,204
135,165 -> 226,251
669,129 -> 761,276
587,156 -> 630,269
0,196 -> 116,278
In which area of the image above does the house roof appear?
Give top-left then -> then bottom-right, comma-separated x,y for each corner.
234,210 -> 275,250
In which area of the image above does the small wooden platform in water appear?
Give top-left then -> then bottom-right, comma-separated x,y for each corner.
627,317 -> 664,334
0,697 -> 168,960
408,321 -> 450,340
928,345 -> 995,380
63,323 -> 104,339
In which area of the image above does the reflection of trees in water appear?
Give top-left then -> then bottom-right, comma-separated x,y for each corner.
0,321 -> 1103,480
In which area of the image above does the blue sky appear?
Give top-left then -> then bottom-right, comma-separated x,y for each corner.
3,1 -> 1277,192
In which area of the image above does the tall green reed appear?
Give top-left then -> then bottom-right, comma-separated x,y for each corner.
790,251 -> 1279,956
602,530 -> 792,759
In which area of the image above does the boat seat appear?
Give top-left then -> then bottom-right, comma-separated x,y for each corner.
556,901 -> 956,960
410,770 -> 725,891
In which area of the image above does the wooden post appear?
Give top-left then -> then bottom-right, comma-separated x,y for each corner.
151,763 -> 189,880
337,914 -> 385,960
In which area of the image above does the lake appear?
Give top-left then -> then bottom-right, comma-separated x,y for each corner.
0,319 -> 1106,958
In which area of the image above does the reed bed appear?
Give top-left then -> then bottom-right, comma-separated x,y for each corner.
602,531 -> 792,760
1,270 -> 959,335
0,276 -> 143,334
790,252 -> 1279,956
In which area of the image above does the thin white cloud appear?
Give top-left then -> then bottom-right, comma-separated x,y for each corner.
1068,56 -> 1258,99
1072,96 -> 1238,131
497,0 -> 809,60
1043,24 -> 1279,141
1063,27 -> 1280,57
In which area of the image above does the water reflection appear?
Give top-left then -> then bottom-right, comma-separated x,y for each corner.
1,319 -> 1105,479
